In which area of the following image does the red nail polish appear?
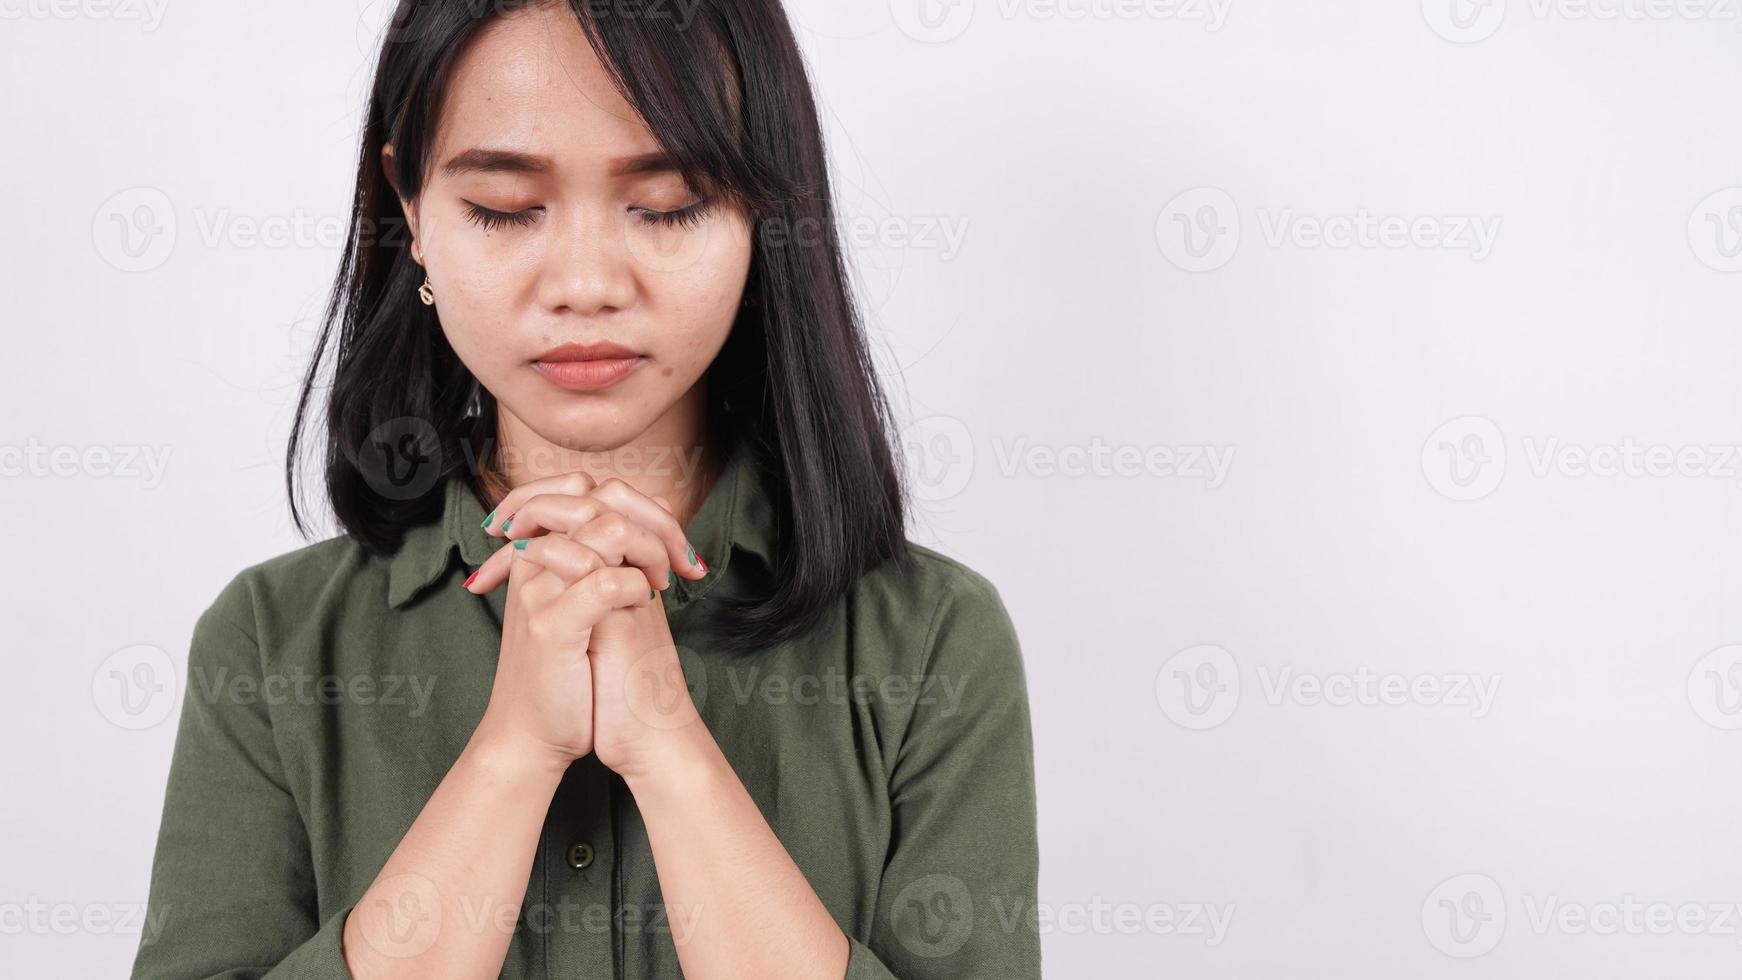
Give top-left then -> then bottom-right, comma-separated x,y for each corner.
463,568 -> 479,589
695,554 -> 708,574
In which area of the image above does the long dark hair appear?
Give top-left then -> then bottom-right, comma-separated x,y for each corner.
287,0 -> 911,651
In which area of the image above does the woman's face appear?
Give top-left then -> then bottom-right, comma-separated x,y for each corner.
390,4 -> 753,458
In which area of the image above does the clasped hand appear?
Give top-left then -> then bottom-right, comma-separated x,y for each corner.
461,471 -> 711,782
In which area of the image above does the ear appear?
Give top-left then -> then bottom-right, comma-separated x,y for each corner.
381,142 -> 422,262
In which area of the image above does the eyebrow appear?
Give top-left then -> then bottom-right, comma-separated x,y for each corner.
438,147 -> 681,179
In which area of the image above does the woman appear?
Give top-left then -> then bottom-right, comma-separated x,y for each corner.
132,2 -> 1040,978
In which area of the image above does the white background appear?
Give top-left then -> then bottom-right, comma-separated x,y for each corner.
4,0 -> 1742,976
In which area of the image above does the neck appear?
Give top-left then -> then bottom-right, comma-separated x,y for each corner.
483,384 -> 722,529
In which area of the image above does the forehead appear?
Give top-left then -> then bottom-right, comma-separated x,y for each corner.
432,5 -> 659,173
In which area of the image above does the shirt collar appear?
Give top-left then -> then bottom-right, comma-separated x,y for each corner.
385,443 -> 778,610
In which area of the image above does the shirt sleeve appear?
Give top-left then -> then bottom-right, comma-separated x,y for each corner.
846,569 -> 1043,980
131,573 -> 357,980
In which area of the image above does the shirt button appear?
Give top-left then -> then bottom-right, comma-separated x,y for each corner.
565,841 -> 594,870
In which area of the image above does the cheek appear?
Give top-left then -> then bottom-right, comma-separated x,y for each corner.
641,216 -> 754,357
424,227 -> 538,367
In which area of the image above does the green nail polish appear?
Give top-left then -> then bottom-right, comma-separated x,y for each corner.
685,542 -> 696,565
649,588 -> 656,599
667,570 -> 676,588
480,510 -> 494,528
512,538 -> 528,550
500,518 -> 513,532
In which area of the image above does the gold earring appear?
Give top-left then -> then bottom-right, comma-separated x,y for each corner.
418,277 -> 434,306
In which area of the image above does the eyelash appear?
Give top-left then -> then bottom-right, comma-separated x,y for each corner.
460,197 -> 715,233
463,202 -> 541,232
634,197 -> 715,230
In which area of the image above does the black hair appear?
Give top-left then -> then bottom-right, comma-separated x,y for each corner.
286,0 -> 911,652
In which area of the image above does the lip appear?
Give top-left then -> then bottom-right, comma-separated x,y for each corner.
535,341 -> 641,362
532,342 -> 647,392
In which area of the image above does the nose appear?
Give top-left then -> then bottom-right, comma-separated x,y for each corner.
535,201 -> 638,317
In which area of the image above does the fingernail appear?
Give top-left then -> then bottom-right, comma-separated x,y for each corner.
649,588 -> 656,600
463,567 -> 479,588
480,510 -> 494,529
695,553 -> 708,574
501,517 -> 513,533
512,538 -> 528,550
666,570 -> 676,589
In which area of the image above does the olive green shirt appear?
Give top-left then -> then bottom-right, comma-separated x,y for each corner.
131,444 -> 1042,979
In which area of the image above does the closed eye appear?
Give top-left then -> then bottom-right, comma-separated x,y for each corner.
463,201 -> 542,232
633,197 -> 714,230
